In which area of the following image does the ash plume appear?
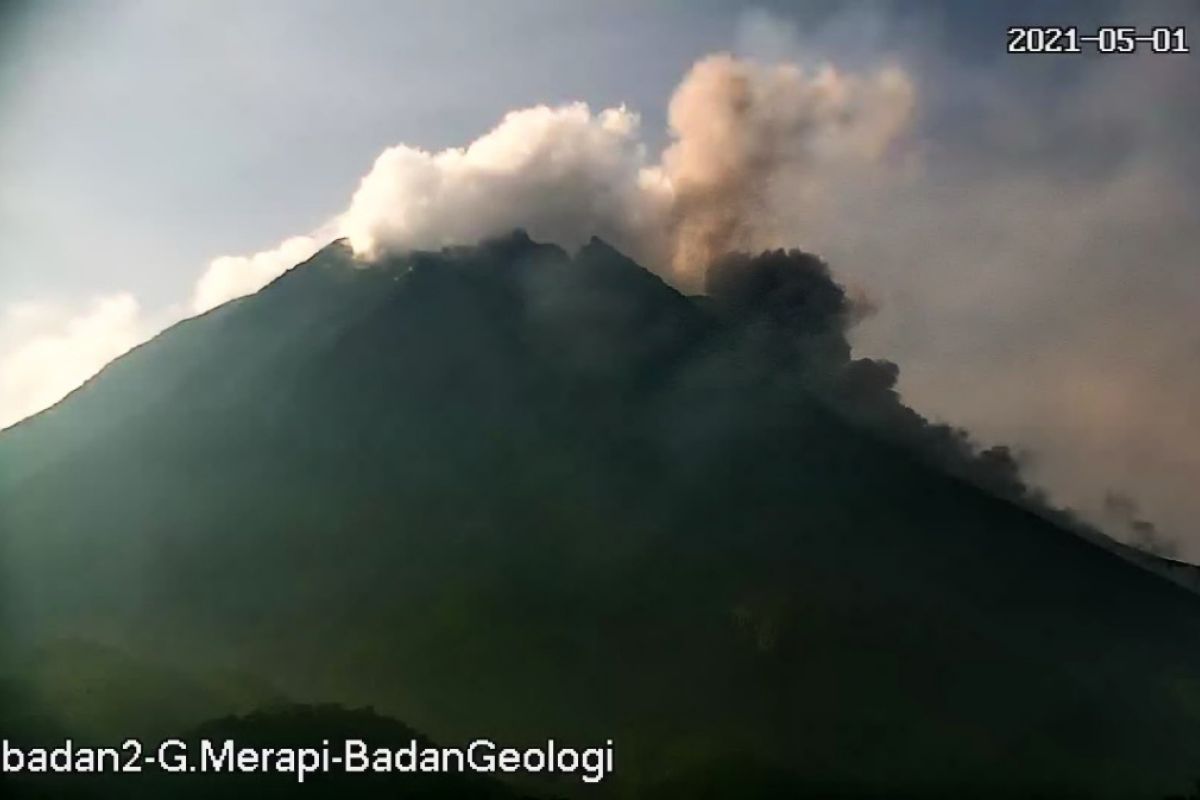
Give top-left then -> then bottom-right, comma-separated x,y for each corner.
1103,492 -> 1177,559
701,248 -> 1044,514
657,54 -> 913,286
190,53 -> 916,310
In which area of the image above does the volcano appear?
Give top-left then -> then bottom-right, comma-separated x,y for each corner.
4,232 -> 1200,798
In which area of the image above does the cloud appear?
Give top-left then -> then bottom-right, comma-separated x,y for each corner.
191,234 -> 326,314
655,53 -> 914,286
185,103 -> 664,313
0,295 -> 151,430
338,54 -> 915,292
188,53 -> 916,304
338,103 -> 661,264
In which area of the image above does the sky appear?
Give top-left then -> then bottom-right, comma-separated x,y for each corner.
1,1 -> 1198,555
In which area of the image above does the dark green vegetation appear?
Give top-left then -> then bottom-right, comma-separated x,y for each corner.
4,233 -> 1200,797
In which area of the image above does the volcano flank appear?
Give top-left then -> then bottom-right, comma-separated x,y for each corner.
4,233 -> 1200,798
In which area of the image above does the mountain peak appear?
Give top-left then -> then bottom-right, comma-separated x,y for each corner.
6,234 -> 1200,797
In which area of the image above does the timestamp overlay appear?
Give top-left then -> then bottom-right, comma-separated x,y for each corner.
1008,25 -> 1189,54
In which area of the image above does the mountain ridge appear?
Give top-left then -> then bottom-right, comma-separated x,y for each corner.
5,233 -> 1200,796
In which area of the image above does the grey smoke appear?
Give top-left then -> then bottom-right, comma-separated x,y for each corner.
730,4 -> 1200,558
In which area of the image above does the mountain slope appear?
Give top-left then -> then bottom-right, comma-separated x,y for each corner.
4,232 -> 1200,797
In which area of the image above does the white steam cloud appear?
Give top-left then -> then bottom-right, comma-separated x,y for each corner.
191,234 -> 326,314
339,104 -> 659,265
9,53 -> 913,429
0,295 -> 149,430
187,53 -> 916,310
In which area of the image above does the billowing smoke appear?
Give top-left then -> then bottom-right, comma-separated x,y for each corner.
741,4 -> 1200,558
658,55 -> 913,284
337,104 -> 660,269
190,53 -> 915,310
704,247 -> 1044,517
1103,492 -> 1177,559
